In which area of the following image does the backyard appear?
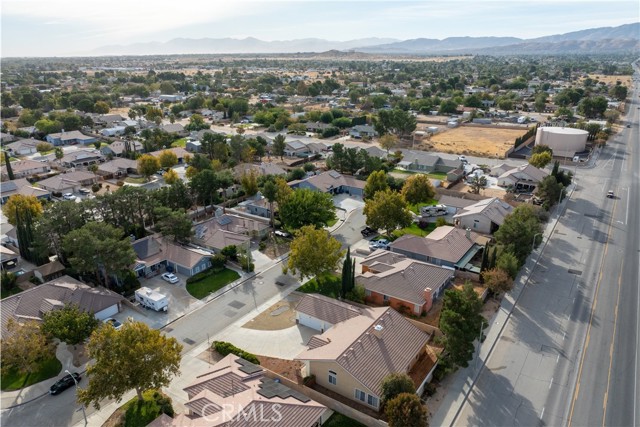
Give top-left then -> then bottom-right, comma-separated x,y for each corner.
186,268 -> 240,299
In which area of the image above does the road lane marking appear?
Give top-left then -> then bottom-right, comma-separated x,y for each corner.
567,171 -> 621,427
540,407 -> 545,419
602,259 -> 624,425
549,378 -> 554,389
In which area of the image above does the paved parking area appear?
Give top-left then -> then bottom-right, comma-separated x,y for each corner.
111,273 -> 203,329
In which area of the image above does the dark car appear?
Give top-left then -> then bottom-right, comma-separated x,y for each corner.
49,373 -> 81,395
361,227 -> 376,237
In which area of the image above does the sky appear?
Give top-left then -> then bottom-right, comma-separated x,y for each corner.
2,0 -> 639,57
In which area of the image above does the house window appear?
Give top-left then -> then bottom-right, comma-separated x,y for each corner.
365,289 -> 371,297
194,266 -> 200,273
355,389 -> 366,402
367,395 -> 379,408
328,370 -> 337,385
383,295 -> 389,302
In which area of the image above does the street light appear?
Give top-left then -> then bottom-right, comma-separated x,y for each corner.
65,369 -> 87,426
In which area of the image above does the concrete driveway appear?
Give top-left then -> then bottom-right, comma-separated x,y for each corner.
333,193 -> 365,213
213,323 -> 317,360
112,273 -> 203,329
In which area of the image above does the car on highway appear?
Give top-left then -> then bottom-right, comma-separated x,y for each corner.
274,230 -> 291,238
49,372 -> 81,395
62,193 -> 76,201
607,190 -> 615,199
103,317 -> 123,330
361,226 -> 377,237
161,272 -> 179,284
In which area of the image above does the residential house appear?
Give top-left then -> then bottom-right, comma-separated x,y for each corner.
149,147 -> 189,164
349,125 -> 377,139
305,122 -> 332,134
36,171 -> 98,194
158,94 -> 184,103
363,146 -> 387,159
358,250 -> 454,315
489,163 -> 513,177
94,114 -> 125,128
0,275 -> 124,335
131,235 -> 213,278
4,138 -> 40,156
238,193 -> 273,219
0,132 -> 18,143
497,163 -> 549,192
1,159 -> 50,180
33,260 -> 66,283
193,208 -> 270,252
397,150 -> 462,173
446,168 -> 465,183
306,142 -> 328,154
164,354 -> 327,427
161,123 -> 187,136
290,170 -> 365,197
185,140 -> 202,153
284,140 -> 309,157
0,245 -> 19,270
296,305 -> 431,411
452,197 -> 513,234
100,126 -> 126,137
437,195 -> 478,214
96,158 -> 138,179
0,179 -> 51,204
390,225 -> 485,273
45,130 -> 97,146
60,149 -> 105,168
295,293 -> 361,332
101,140 -> 144,157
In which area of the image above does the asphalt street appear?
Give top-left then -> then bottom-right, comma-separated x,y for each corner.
449,69 -> 639,426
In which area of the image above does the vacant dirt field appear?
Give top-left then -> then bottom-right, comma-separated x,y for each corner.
419,126 -> 527,158
581,74 -> 632,87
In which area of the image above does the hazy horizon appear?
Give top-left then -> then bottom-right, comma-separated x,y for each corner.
2,0 -> 639,57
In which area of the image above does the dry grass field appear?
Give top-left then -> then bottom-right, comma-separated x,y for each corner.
582,74 -> 632,87
419,125 -> 528,158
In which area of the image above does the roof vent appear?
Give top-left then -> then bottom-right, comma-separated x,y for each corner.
466,228 -> 471,239
373,324 -> 384,339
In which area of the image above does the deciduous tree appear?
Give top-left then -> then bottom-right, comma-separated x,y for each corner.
468,175 -> 487,195
385,393 -> 428,427
162,169 -> 179,185
482,267 -> 514,294
158,150 -> 178,169
278,189 -> 336,230
1,320 -> 52,376
78,321 -> 182,408
137,154 -> 160,181
401,174 -> 435,205
41,304 -> 99,346
363,170 -> 389,200
286,225 -> 344,280
363,189 -> 412,236
494,204 -> 542,265
2,194 -> 43,226
380,373 -> 415,405
529,151 -> 552,169
379,134 -> 397,155
240,170 -> 259,197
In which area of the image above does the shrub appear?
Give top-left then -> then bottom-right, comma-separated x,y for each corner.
237,254 -> 254,272
212,341 -> 260,365
116,180 -> 125,187
210,254 -> 226,270
91,183 -> 100,193
221,245 -> 238,261
185,267 -> 224,284
258,241 -> 267,251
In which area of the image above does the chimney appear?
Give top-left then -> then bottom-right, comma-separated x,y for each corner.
466,228 -> 471,239
372,324 -> 384,339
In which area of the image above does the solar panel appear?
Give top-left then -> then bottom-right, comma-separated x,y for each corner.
257,378 -> 310,403
236,358 -> 262,375
217,215 -> 232,226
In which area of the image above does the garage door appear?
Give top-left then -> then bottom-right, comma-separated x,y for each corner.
94,304 -> 119,320
298,313 -> 325,331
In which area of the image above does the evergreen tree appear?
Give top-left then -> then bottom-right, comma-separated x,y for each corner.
341,247 -> 352,298
4,152 -> 14,180
489,246 -> 497,269
480,245 -> 489,272
551,160 -> 560,178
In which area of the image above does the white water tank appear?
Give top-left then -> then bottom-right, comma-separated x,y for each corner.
535,127 -> 588,158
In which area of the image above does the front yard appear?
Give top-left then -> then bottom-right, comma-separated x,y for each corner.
1,354 -> 62,391
186,268 -> 240,299
297,273 -> 341,299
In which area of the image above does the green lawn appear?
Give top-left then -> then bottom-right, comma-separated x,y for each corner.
121,389 -> 173,427
171,137 -> 188,148
297,273 -> 341,298
326,217 -> 338,227
124,176 -> 149,184
186,268 -> 240,299
393,222 -> 437,239
323,412 -> 367,427
1,354 -> 62,391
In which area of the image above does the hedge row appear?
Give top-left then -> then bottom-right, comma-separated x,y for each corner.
212,341 -> 260,365
185,267 -> 224,284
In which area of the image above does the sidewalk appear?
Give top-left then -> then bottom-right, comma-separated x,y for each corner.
430,183 -> 574,427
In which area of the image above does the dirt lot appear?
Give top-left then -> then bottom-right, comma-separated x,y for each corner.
242,293 -> 301,330
419,126 -> 528,158
258,355 -> 304,383
581,74 -> 632,87
448,182 -> 507,199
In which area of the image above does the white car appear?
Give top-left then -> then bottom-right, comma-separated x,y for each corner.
103,318 -> 122,330
62,193 -> 77,201
274,230 -> 291,238
162,273 -> 179,284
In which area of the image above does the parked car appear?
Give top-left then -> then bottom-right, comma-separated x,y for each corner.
361,226 -> 376,237
274,230 -> 291,238
161,272 -> 179,284
607,190 -> 614,199
49,373 -> 81,395
62,193 -> 76,201
369,238 -> 390,250
78,188 -> 90,195
103,318 -> 122,330
458,155 -> 468,163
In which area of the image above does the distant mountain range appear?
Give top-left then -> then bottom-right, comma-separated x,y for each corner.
92,23 -> 639,56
